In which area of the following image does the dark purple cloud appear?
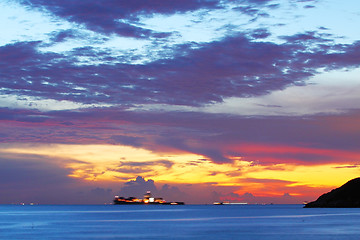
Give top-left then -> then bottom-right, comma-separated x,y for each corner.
19,0 -> 221,38
2,32 -> 360,107
110,135 -> 144,147
0,152 -> 82,204
295,0 -> 317,3
250,28 -> 271,39
2,107 -> 360,164
0,151 -> 130,204
110,160 -> 174,174
233,6 -> 262,16
119,176 -> 157,198
0,108 -> 47,122
119,160 -> 173,169
232,0 -> 274,20
304,5 -> 315,9
333,165 -> 360,169
17,0 -> 309,42
235,0 -> 274,5
90,187 -> 113,196
280,31 -> 331,43
49,29 -> 83,43
0,153 -> 74,187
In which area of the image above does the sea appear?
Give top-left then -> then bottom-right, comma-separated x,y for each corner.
1,204 -> 360,239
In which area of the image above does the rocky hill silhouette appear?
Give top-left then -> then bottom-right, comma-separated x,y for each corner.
304,177 -> 360,208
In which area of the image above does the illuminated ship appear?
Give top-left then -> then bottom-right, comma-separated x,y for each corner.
213,201 -> 248,205
113,191 -> 184,205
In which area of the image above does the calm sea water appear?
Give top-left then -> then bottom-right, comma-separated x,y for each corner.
1,204 -> 360,239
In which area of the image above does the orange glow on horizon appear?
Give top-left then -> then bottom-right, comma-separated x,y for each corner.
1,142 -> 359,203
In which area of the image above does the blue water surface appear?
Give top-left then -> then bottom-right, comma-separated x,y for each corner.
1,204 -> 360,239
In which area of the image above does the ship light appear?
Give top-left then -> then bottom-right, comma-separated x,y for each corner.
149,198 -> 154,203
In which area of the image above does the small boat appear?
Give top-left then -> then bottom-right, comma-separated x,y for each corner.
213,201 -> 248,205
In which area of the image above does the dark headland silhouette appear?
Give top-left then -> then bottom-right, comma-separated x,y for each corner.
304,177 -> 360,208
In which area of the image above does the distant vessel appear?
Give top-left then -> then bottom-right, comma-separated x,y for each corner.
113,191 -> 184,205
213,201 -> 248,205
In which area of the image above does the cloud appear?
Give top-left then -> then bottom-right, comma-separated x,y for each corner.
110,160 -> 174,175
2,34 -> 360,108
333,164 -> 360,169
233,6 -> 262,17
0,152 -> 74,187
119,160 -> 173,169
119,176 -> 157,198
110,135 -> 144,147
159,184 -> 186,202
279,31 -> 332,43
90,187 -> 113,196
303,5 -> 315,9
0,151 -> 84,204
211,184 -> 328,204
19,0 -> 221,38
282,192 -> 292,199
2,106 -> 360,165
250,28 -> 271,39
242,178 -> 296,184
49,29 -> 83,43
1,21 -> 360,112
117,176 -> 187,202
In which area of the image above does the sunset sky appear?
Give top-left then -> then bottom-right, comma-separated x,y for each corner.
1,0 -> 360,204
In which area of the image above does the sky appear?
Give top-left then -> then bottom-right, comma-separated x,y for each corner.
1,0 -> 360,205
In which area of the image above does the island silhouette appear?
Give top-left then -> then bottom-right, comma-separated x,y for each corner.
304,177 -> 360,208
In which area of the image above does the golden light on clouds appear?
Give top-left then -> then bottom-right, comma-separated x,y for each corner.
1,143 -> 359,197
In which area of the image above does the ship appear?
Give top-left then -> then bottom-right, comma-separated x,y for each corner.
113,191 -> 184,205
213,201 -> 248,205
